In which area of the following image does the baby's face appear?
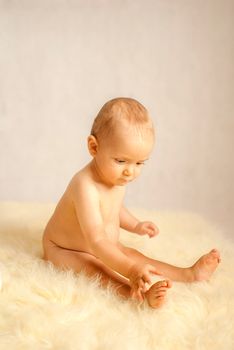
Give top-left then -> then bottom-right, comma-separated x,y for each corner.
93,126 -> 154,187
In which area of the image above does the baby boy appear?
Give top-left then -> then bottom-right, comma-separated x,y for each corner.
43,97 -> 221,308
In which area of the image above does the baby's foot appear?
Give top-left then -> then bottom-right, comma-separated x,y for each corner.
145,280 -> 172,309
191,249 -> 221,281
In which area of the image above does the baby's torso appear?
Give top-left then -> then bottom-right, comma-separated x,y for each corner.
43,172 -> 125,255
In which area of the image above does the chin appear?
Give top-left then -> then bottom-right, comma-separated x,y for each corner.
117,179 -> 128,185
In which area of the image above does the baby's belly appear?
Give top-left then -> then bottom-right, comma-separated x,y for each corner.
104,223 -> 120,242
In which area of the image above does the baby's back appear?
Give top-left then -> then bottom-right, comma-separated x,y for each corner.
43,172 -> 92,253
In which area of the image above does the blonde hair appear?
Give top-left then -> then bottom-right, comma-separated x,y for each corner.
90,97 -> 154,139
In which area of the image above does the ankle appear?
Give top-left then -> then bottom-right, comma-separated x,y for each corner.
184,267 -> 195,282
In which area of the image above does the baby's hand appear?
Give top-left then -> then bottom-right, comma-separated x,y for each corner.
133,221 -> 159,238
128,263 -> 159,301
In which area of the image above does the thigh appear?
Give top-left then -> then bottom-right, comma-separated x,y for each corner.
43,239 -> 129,286
117,242 -> 153,265
117,242 -> 140,257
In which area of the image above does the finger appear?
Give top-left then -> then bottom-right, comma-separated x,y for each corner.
133,291 -> 143,302
132,286 -> 143,302
131,289 -> 139,300
138,284 -> 147,301
149,266 -> 162,276
142,283 -> 149,293
148,223 -> 159,235
142,273 -> 152,285
138,292 -> 144,302
147,222 -> 157,230
138,279 -> 146,291
148,230 -> 156,238
130,279 -> 143,294
147,225 -> 159,237
151,228 -> 159,236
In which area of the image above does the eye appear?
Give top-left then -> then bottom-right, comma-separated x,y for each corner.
136,162 -> 145,166
115,159 -> 126,164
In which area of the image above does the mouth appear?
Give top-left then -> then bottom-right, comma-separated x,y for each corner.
119,178 -> 132,183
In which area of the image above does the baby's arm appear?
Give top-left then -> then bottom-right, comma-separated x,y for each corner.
120,206 -> 159,238
72,182 -> 157,297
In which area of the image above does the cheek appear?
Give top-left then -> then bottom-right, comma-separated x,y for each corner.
105,162 -> 120,175
134,167 -> 143,176
111,164 -> 122,174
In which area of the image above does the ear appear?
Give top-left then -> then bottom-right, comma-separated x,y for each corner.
87,135 -> 98,156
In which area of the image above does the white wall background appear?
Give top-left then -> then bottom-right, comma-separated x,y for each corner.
0,0 -> 233,240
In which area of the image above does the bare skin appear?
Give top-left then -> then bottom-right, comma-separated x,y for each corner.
146,249 -> 221,307
118,245 -> 220,307
191,249 -> 221,281
146,280 -> 172,308
43,237 -> 220,308
42,115 -> 221,309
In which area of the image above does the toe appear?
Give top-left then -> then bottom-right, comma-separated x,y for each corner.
210,249 -> 220,259
157,281 -> 168,288
159,280 -> 172,288
157,291 -> 167,297
211,248 -> 220,255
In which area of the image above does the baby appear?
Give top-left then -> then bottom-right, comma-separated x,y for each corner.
42,97 -> 221,308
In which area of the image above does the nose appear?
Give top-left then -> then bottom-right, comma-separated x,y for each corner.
123,165 -> 134,177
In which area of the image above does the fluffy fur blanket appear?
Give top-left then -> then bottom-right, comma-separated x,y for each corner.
0,202 -> 233,350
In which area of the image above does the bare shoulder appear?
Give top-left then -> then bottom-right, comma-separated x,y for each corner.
67,166 -> 105,235
68,165 -> 99,202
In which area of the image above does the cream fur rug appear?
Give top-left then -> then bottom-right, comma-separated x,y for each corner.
0,202 -> 233,350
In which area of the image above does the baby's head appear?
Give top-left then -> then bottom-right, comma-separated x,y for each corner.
90,97 -> 154,141
88,97 -> 155,186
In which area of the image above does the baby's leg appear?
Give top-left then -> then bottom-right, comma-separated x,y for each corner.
119,244 -> 220,308
118,244 -> 221,283
43,239 -> 131,299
